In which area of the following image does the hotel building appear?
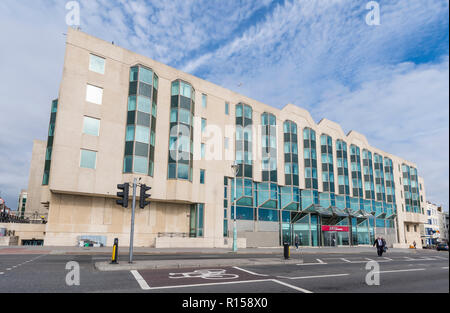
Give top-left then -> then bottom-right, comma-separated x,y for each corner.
25,28 -> 427,248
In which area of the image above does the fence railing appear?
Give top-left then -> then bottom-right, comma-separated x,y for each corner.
157,232 -> 189,238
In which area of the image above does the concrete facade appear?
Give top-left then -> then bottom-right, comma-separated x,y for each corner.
25,28 -> 428,248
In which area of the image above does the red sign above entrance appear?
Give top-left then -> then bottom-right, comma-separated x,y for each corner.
321,225 -> 349,232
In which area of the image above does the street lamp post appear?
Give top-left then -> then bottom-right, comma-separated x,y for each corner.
231,162 -> 239,252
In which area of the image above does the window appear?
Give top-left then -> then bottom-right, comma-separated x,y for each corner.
200,169 -> 205,184
86,84 -> 103,104
80,149 -> 97,169
202,94 -> 207,108
225,102 -> 229,115
201,143 -> 206,159
201,118 -> 207,133
224,137 -> 229,149
89,54 -> 105,74
83,116 -> 100,136
406,225 -> 410,232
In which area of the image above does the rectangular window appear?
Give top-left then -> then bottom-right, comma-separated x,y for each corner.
224,137 -> 229,149
83,116 -> 100,136
89,54 -> 105,74
133,156 -> 148,174
135,126 -> 150,144
201,143 -> 205,159
225,102 -> 229,115
200,169 -> 205,184
201,118 -> 207,133
202,94 -> 207,108
86,84 -> 103,104
80,149 -> 97,169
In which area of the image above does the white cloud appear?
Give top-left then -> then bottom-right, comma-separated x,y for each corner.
0,0 -> 448,211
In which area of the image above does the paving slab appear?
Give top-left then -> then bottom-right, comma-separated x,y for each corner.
95,257 -> 303,271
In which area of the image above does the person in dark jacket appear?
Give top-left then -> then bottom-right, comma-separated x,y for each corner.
373,237 -> 386,256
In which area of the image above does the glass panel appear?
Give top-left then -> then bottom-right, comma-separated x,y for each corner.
135,126 -> 150,144
80,150 -> 97,169
86,84 -> 103,104
130,67 -> 139,82
139,67 -> 153,85
126,126 -> 135,141
89,54 -> 105,74
171,81 -> 179,96
83,116 -> 100,136
137,96 -> 151,113
133,156 -> 148,174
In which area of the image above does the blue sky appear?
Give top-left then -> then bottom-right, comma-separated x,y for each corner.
0,0 -> 448,211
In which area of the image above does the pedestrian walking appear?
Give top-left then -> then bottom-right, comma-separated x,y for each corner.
294,234 -> 299,250
413,241 -> 417,249
373,236 -> 386,257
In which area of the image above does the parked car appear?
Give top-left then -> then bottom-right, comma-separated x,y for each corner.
436,243 -> 449,251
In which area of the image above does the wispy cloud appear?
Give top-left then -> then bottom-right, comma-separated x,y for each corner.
0,0 -> 448,210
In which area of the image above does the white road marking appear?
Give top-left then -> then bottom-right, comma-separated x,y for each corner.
374,268 -> 426,274
6,268 -> 11,271
142,279 -> 273,291
271,279 -> 313,293
233,266 -> 269,277
316,259 -> 325,264
383,257 -> 393,261
296,262 -> 328,266
341,258 -> 352,263
130,270 -> 151,290
0,272 -> 4,275
442,267 -> 449,270
433,256 -> 449,260
278,273 -> 350,280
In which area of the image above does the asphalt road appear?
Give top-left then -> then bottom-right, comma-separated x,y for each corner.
0,251 -> 448,293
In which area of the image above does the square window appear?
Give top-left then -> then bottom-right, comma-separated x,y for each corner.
89,54 -> 105,74
135,126 -> 150,144
86,84 -> 103,104
80,149 -> 97,169
83,116 -> 100,136
133,156 -> 148,174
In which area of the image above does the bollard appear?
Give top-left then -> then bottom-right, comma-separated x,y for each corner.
283,242 -> 290,260
111,238 -> 119,264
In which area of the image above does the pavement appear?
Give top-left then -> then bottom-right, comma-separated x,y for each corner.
0,249 -> 447,293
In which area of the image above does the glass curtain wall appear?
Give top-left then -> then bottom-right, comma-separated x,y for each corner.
123,65 -> 158,176
336,140 -> 350,195
320,134 -> 335,193
374,154 -> 386,202
362,149 -> 376,200
43,99 -> 58,185
350,145 -> 363,199
236,103 -> 253,178
283,120 -> 299,186
261,113 -> 277,182
168,80 -> 195,181
303,128 -> 318,189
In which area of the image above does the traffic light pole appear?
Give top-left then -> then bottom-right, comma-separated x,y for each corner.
129,178 -> 137,264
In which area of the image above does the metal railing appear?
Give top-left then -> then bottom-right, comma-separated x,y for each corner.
157,232 -> 189,238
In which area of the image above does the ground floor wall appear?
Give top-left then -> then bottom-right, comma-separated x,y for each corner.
43,193 -> 230,248
0,223 -> 46,245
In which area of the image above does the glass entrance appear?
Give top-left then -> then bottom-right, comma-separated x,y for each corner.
323,231 -> 337,246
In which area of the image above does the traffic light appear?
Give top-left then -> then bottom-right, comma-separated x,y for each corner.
139,184 -> 151,209
116,183 -> 129,208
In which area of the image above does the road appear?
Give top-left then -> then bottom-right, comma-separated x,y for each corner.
0,250 -> 448,293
